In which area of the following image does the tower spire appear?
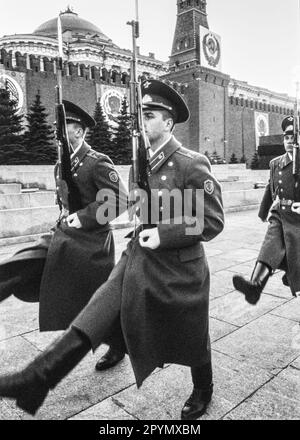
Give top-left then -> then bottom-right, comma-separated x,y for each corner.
170,0 -> 209,69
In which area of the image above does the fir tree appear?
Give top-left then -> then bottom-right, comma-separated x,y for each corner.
112,96 -> 132,165
24,92 -> 56,164
0,87 -> 27,164
210,150 -> 225,165
251,151 -> 260,169
240,154 -> 247,164
229,153 -> 238,164
86,101 -> 113,156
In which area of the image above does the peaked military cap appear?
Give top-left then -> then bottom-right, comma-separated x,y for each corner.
141,79 -> 190,124
63,100 -> 96,129
281,116 -> 294,135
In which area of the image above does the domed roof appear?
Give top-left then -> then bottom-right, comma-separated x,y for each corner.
33,8 -> 111,42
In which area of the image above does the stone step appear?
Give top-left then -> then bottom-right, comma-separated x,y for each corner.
0,183 -> 22,194
222,188 -> 265,209
0,188 -> 265,238
0,192 -> 55,210
0,206 -> 59,239
220,180 -> 257,191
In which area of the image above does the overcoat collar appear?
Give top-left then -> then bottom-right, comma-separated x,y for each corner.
149,136 -> 181,174
71,141 -> 91,172
279,152 -> 292,169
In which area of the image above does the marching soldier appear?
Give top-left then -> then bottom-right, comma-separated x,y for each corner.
233,116 -> 300,303
0,100 -> 128,371
0,80 -> 224,420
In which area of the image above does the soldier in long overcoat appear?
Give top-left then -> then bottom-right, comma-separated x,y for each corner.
233,116 -> 300,303
0,80 -> 224,420
0,100 -> 128,369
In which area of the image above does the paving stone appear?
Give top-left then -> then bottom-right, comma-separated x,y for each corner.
226,261 -> 256,276
0,335 -> 40,373
263,272 -> 295,299
0,400 -> 22,420
270,298 -> 300,323
209,318 -> 238,342
213,314 -> 300,371
210,270 -> 236,299
0,296 -> 38,340
221,249 -> 258,264
111,351 -> 271,421
69,398 -> 137,420
210,290 -> 287,327
209,256 -> 237,273
23,330 -> 63,351
205,248 -> 224,258
292,356 -> 300,369
224,367 -> 300,420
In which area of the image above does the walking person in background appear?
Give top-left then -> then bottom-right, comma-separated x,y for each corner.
233,116 -> 300,303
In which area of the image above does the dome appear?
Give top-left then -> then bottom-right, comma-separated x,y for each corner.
33,8 -> 111,42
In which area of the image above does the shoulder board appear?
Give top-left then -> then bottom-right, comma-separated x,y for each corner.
175,148 -> 194,159
87,150 -> 101,159
87,150 -> 114,165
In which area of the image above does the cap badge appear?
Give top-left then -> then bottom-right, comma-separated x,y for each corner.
143,81 -> 152,89
143,94 -> 153,104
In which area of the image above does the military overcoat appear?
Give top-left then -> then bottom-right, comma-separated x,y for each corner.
74,136 -> 224,386
258,153 -> 300,294
39,141 -> 128,330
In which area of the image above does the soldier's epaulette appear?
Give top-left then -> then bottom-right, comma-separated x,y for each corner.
86,150 -> 101,160
175,148 -> 194,159
87,150 -> 113,165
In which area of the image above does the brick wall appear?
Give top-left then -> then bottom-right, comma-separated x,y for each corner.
25,70 -> 97,125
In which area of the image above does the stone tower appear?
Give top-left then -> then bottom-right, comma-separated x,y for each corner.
163,0 -> 231,158
169,0 -> 209,70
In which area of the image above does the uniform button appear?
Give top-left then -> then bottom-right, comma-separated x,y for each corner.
161,176 -> 167,181
158,190 -> 163,196
160,206 -> 164,212
279,180 -> 282,184
279,172 -> 282,175
74,173 -> 78,177
56,186 -> 59,190
280,189 -> 283,192
168,161 -> 174,167
282,206 -> 286,210
79,163 -> 83,167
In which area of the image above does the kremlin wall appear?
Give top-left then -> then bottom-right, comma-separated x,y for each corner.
0,0 -> 295,163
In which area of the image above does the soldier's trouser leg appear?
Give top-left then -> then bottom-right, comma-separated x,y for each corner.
191,361 -> 213,389
233,216 -> 286,304
257,216 -> 286,270
181,361 -> 213,420
0,252 -> 129,415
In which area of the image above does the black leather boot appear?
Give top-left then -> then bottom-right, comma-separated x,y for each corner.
233,261 -> 271,305
0,327 -> 91,415
181,384 -> 213,420
95,346 -> 125,371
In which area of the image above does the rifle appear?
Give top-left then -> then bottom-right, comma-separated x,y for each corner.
293,81 -> 300,202
127,0 -> 151,234
55,15 -> 82,217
